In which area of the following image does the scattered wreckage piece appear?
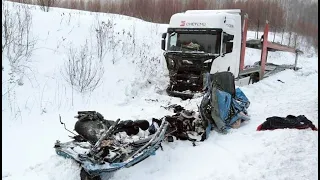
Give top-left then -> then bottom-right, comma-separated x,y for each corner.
163,71 -> 252,142
257,115 -> 318,131
199,71 -> 251,134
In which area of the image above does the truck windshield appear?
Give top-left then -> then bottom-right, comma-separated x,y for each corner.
168,32 -> 221,54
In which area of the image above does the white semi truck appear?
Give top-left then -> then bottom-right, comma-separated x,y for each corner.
161,9 -> 301,99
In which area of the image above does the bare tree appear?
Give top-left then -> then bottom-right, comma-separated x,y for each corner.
280,28 -> 285,44
92,16 -> 114,62
2,2 -> 37,118
293,33 -> 299,48
2,2 -> 37,86
62,40 -> 104,94
37,0 -> 58,12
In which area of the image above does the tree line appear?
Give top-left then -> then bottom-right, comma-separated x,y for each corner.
9,0 -> 318,49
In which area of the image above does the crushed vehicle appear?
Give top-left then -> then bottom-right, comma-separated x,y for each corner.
54,71 -> 250,180
54,112 -> 168,180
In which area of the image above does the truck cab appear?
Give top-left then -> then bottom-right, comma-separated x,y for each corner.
161,9 -> 242,99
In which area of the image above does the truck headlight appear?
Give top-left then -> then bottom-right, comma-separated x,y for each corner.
167,58 -> 175,69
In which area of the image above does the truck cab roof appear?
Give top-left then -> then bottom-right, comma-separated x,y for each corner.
185,9 -> 241,14
169,9 -> 241,30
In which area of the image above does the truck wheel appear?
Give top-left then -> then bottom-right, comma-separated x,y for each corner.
250,72 -> 260,84
80,168 -> 101,180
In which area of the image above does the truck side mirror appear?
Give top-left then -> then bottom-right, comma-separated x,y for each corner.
161,33 -> 167,51
162,33 -> 167,39
223,34 -> 234,42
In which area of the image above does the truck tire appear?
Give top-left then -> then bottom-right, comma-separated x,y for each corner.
250,72 -> 260,84
74,120 -> 105,144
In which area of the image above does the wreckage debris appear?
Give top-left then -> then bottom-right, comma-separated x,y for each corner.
257,115 -> 318,131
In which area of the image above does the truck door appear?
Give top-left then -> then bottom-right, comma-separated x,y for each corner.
210,32 -> 236,75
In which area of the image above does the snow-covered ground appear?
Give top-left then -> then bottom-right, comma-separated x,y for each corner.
2,2 -> 318,180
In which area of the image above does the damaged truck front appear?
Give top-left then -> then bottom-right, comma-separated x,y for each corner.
161,10 -> 241,99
